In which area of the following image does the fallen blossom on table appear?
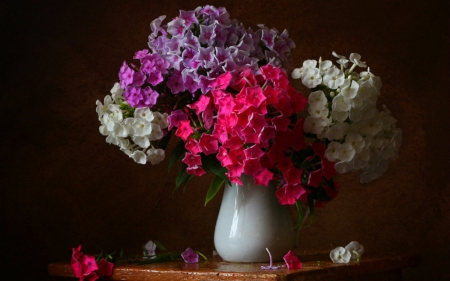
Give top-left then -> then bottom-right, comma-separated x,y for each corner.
261,248 -> 283,270
96,258 -> 114,277
330,246 -> 351,263
345,241 -> 364,261
283,250 -> 303,269
181,247 -> 199,264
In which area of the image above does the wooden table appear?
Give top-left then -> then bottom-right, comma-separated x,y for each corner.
48,251 -> 420,280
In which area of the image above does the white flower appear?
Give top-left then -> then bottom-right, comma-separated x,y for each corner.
132,119 -> 152,136
341,80 -> 360,99
308,90 -> 328,107
361,117 -> 383,136
330,247 -> 351,263
302,59 -> 317,69
325,141 -> 340,161
331,110 -> 349,123
345,133 -> 365,153
332,51 -> 349,68
332,94 -> 351,112
147,148 -> 165,165
291,67 -> 304,79
96,95 -> 113,120
323,67 -> 345,89
112,122 -> 128,138
108,104 -> 123,122
148,123 -> 164,141
135,107 -> 155,123
319,59 -> 333,74
351,149 -> 370,170
129,150 -> 147,164
110,82 -> 124,103
345,241 -> 364,261
304,116 -> 327,134
308,103 -> 329,119
132,136 -> 150,149
335,161 -> 352,174
152,112 -> 169,129
349,53 -> 367,68
102,114 -> 115,132
325,123 -> 347,140
357,80 -> 377,102
336,143 -> 356,162
302,68 -> 322,88
143,240 -> 157,259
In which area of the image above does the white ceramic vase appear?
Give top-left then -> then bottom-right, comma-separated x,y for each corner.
213,174 -> 297,262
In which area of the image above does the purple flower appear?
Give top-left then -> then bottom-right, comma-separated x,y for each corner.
132,71 -> 146,87
261,29 -> 277,50
182,71 -> 200,93
139,87 -> 159,107
199,24 -> 216,45
147,71 -> 163,86
123,86 -> 142,107
150,15 -> 167,38
134,49 -> 150,59
197,46 -> 215,65
167,18 -> 187,37
168,109 -> 188,131
119,61 -> 135,87
181,248 -> 199,264
141,59 -> 156,74
166,71 -> 185,94
179,10 -> 198,27
183,31 -> 200,49
215,47 -> 232,64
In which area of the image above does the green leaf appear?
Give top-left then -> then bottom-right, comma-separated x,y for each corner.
175,163 -> 190,189
183,175 -> 194,193
154,241 -> 168,252
158,131 -> 172,150
168,139 -> 186,172
202,155 -> 230,185
293,201 -> 304,230
306,196 -> 315,227
204,175 -> 224,206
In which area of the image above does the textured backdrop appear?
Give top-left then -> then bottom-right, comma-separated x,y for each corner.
1,0 -> 449,280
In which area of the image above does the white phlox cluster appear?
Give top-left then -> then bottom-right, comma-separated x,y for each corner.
96,83 -> 168,165
292,53 -> 402,183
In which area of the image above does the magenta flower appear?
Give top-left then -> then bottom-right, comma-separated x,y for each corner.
181,248 -> 199,264
275,184 -> 307,205
243,158 -> 263,177
182,152 -> 202,167
175,120 -> 193,140
307,169 -> 323,188
198,134 -> 219,155
96,258 -> 114,277
168,110 -> 188,131
283,250 -> 302,270
81,254 -> 98,274
254,168 -> 274,186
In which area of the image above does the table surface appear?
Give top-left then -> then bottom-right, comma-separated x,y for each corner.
48,251 -> 420,281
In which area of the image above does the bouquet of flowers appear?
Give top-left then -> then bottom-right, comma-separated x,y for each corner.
96,5 -> 401,218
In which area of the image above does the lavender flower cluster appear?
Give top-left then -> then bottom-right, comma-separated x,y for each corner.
118,5 -> 295,110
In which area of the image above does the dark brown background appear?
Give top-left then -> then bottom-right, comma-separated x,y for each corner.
1,0 -> 449,280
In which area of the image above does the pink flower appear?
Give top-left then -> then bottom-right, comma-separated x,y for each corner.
81,255 -> 98,274
254,168 -> 274,186
198,134 -> 219,155
261,64 -> 281,80
182,152 -> 202,167
96,258 -> 114,277
243,158 -> 263,177
189,95 -> 211,115
186,166 -> 206,176
181,248 -> 199,264
283,250 -> 302,270
275,184 -> 307,205
175,120 -> 193,140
